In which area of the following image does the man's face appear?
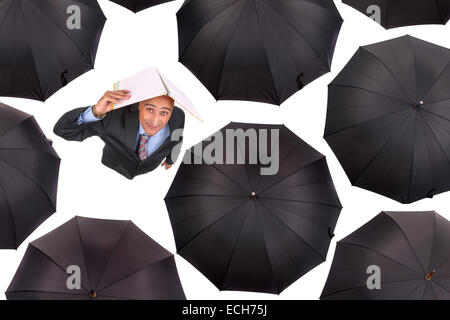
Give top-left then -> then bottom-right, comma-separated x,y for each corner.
138,95 -> 174,136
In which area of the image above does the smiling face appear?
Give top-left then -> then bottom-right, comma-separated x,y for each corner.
138,95 -> 175,136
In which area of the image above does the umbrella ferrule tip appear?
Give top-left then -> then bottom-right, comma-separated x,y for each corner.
425,270 -> 436,281
412,101 -> 424,110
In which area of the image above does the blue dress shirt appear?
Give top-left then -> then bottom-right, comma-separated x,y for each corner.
77,106 -> 170,158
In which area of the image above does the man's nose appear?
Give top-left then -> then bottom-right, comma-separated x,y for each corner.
149,114 -> 161,125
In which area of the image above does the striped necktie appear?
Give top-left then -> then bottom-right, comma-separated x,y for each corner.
137,133 -> 150,160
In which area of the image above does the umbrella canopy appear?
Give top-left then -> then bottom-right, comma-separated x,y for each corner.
177,0 -> 343,105
109,0 -> 174,12
6,216 -> 186,300
0,102 -> 60,249
165,122 -> 342,294
321,211 -> 450,300
325,35 -> 450,204
343,0 -> 450,29
0,0 -> 106,101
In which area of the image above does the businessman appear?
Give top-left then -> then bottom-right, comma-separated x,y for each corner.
54,90 -> 185,179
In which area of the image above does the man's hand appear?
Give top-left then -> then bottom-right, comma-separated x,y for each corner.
161,160 -> 172,170
94,90 -> 131,115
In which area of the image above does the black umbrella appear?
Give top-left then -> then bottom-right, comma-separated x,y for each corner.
321,211 -> 450,300
325,35 -> 450,204
177,0 -> 343,105
6,216 -> 186,300
0,0 -> 106,101
165,122 -> 342,294
110,0 -> 174,12
343,0 -> 450,29
0,102 -> 60,249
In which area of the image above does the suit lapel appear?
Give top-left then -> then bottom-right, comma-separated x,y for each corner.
124,103 -> 140,160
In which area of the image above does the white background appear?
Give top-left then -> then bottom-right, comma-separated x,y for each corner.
1,0 -> 449,300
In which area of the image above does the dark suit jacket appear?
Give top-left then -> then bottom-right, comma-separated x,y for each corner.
53,103 -> 185,179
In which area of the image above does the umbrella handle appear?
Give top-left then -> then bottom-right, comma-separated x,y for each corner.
328,227 -> 335,239
296,73 -> 304,90
61,70 -> 69,86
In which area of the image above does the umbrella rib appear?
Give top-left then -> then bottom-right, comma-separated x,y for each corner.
233,129 -> 256,192
431,281 -> 450,295
422,96 -> 450,106
17,0 -> 45,100
405,113 -> 417,202
256,143 -> 305,194
420,59 -> 450,102
0,158 -> 56,210
0,0 -> 13,26
427,213 -> 438,273
421,107 -> 450,122
167,197 -> 247,227
30,244 -> 90,293
325,108 -> 411,139
219,206 -> 250,290
255,204 -> 281,294
327,104 -> 406,112
27,0 -> 94,67
259,198 -> 339,232
322,278 -> 424,299
340,241 -> 423,276
282,0 -> 342,39
195,2 -> 244,98
0,116 -> 31,142
259,0 -> 329,68
387,215 -> 427,274
329,84 -> 411,105
0,176 -> 17,247
360,47 -> 414,102
178,0 -> 242,58
215,0 -> 249,99
353,111 -> 413,185
75,218 -> 94,291
409,36 -> 418,101
195,1 -> 244,98
258,201 -> 325,260
94,294 -> 135,300
188,148 -> 249,194
417,119 -> 439,198
176,199 -> 248,252
97,256 -> 175,293
5,290 -> 90,298
422,282 -> 433,300
403,282 -> 426,300
209,164 -> 249,194
260,196 -> 342,209
254,0 -> 283,104
93,221 -> 132,291
166,194 -> 247,200
258,156 -> 324,196
418,110 -> 450,162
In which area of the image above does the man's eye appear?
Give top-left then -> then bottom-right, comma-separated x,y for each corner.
161,112 -> 168,116
147,108 -> 153,112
